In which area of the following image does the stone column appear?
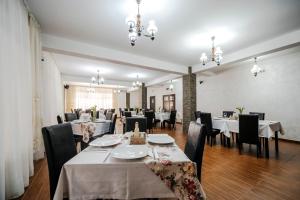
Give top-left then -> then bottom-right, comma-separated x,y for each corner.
126,92 -> 130,108
182,66 -> 196,133
141,83 -> 147,109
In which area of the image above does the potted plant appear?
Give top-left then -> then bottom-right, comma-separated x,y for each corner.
236,106 -> 245,114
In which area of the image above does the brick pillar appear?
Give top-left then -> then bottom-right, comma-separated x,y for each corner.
182,66 -> 196,133
126,92 -> 130,108
141,83 -> 147,109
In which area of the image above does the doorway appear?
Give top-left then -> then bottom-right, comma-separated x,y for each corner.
150,96 -> 155,111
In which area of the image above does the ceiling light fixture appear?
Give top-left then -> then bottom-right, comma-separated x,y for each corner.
200,36 -> 223,66
91,70 -> 104,85
126,0 -> 158,46
251,57 -> 264,77
113,85 -> 122,94
132,74 -> 143,88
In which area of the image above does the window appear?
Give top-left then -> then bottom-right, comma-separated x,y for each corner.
163,94 -> 175,112
75,86 -> 113,109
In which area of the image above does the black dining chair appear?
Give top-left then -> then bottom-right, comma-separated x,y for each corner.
124,111 -> 132,117
145,111 -> 154,133
41,123 -> 77,199
64,113 -> 77,122
74,109 -> 81,119
163,110 -> 177,130
238,114 -> 261,158
200,112 -> 221,146
184,121 -> 207,181
111,108 -> 115,113
249,112 -> 265,120
154,113 -> 161,128
57,115 -> 63,124
106,113 -> 117,134
223,111 -> 235,118
106,111 -> 113,120
130,108 -> 134,111
125,117 -> 147,132
194,111 -> 201,120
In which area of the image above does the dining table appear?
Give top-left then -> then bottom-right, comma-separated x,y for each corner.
155,112 -> 170,122
209,117 -> 284,158
53,134 -> 206,200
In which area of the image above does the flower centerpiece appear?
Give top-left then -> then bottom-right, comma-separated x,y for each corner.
236,106 -> 245,114
91,105 -> 97,122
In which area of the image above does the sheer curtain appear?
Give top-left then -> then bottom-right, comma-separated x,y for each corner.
75,86 -> 113,109
29,13 -> 44,160
0,0 -> 34,199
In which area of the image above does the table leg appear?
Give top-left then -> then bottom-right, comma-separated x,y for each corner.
264,138 -> 269,159
275,131 -> 279,157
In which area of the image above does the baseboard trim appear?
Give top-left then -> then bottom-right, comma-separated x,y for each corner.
278,138 -> 300,144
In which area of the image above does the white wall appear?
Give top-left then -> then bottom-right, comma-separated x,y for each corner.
147,78 -> 183,122
196,47 -> 300,141
130,89 -> 142,108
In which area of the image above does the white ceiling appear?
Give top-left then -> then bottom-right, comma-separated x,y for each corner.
28,0 -> 300,66
51,52 -> 169,83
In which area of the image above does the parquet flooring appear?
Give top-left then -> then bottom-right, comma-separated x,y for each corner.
18,120 -> 300,200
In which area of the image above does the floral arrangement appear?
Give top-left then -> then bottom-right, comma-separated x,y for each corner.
236,106 -> 245,114
91,105 -> 97,121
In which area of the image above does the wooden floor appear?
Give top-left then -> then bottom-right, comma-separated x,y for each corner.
19,120 -> 300,200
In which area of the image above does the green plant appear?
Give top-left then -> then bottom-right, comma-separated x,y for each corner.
236,106 -> 245,114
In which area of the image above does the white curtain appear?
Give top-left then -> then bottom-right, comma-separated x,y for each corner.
40,52 -> 64,126
75,86 -> 113,109
0,0 -> 34,199
29,14 -> 44,160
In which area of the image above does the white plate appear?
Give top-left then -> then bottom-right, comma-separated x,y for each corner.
147,135 -> 175,144
111,145 -> 148,159
89,137 -> 121,147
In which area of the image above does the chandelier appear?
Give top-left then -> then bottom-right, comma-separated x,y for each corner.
200,36 -> 223,66
113,86 -> 122,94
251,57 -> 264,77
126,0 -> 158,46
132,74 -> 142,88
91,70 -> 104,85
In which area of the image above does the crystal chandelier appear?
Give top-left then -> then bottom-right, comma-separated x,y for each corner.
200,36 -> 223,66
113,86 -> 121,94
251,57 -> 264,77
126,0 -> 158,46
91,70 -> 104,85
132,74 -> 142,88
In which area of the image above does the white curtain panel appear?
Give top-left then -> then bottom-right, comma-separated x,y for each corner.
40,52 -> 64,126
29,14 -> 44,160
0,0 -> 34,199
74,86 -> 113,109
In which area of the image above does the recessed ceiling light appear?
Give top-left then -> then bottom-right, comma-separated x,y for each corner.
186,27 -> 235,48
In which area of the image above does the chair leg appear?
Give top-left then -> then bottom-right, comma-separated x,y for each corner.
238,143 -> 242,154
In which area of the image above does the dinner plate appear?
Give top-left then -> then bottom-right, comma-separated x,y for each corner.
111,145 -> 148,159
89,137 -> 121,147
147,135 -> 175,144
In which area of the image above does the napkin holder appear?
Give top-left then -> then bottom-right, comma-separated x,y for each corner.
129,132 -> 146,145
129,122 -> 146,145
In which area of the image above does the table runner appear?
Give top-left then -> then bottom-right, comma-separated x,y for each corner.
54,134 -> 206,200
71,120 -> 111,138
146,160 -> 205,200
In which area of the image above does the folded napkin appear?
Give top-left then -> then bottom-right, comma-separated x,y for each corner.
145,160 -> 205,200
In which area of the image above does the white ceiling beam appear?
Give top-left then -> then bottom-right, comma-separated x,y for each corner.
42,34 -> 187,75
192,29 -> 300,73
62,74 -> 133,88
145,74 -> 182,87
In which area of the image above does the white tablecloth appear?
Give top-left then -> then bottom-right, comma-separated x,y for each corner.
54,134 -> 206,200
71,120 -> 111,137
210,118 -> 284,138
155,112 -> 170,121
